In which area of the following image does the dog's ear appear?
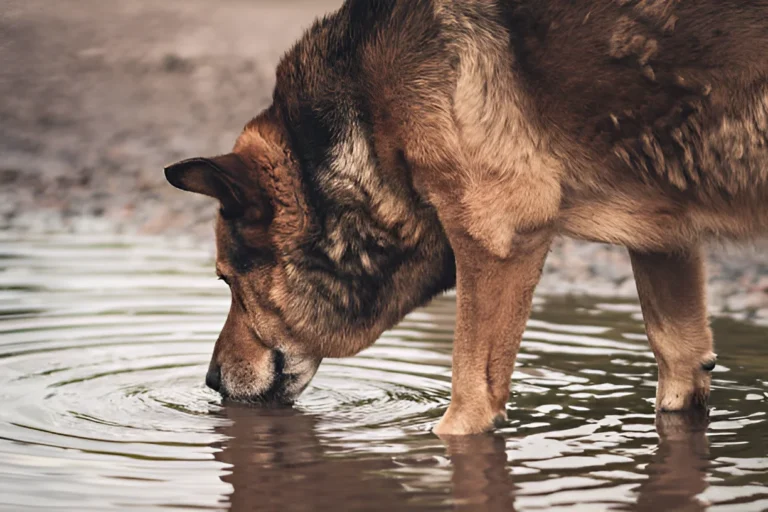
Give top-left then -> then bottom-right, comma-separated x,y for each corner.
164,153 -> 249,217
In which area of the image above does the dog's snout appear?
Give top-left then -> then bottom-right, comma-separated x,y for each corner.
261,350 -> 291,403
206,347 -> 320,405
206,364 -> 222,392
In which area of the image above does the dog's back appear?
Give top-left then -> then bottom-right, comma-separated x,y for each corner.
272,0 -> 768,252
426,0 -> 768,250
500,0 -> 768,192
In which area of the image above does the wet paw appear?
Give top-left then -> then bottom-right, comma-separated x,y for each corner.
658,390 -> 710,412
433,406 -> 506,437
657,377 -> 711,412
657,354 -> 717,412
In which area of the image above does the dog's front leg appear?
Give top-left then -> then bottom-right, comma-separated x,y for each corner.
434,228 -> 553,436
629,247 -> 717,412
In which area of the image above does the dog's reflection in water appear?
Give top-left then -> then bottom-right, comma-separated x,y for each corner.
635,411 -> 711,512
442,412 -> 711,512
210,405 -> 519,511
211,405 -> 418,511
441,434 -> 518,512
211,406 -> 711,511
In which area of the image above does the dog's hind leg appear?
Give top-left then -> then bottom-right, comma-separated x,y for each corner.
629,246 -> 717,412
434,227 -> 553,436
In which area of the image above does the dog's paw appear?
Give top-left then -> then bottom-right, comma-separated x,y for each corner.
657,388 -> 710,411
433,405 -> 506,437
656,363 -> 713,412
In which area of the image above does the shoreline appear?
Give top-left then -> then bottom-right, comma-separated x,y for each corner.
3,212 -> 768,319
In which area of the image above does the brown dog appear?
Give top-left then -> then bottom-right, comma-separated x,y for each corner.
165,0 -> 768,435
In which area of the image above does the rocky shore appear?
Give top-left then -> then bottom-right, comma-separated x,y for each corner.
2,0 -> 768,316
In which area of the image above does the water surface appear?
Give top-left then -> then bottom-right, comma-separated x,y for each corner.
0,234 -> 766,511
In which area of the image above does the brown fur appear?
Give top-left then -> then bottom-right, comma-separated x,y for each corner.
165,0 -> 768,434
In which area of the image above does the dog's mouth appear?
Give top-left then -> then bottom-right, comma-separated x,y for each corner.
218,378 -> 300,407
213,352 -> 321,406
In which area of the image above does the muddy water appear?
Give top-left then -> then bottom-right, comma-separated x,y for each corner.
0,234 -> 766,511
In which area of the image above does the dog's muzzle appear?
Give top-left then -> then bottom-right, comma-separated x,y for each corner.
207,350 -> 320,405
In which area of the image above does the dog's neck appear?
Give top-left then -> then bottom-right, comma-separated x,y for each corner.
262,1 -> 455,354
279,107 -> 439,317
280,117 -> 454,354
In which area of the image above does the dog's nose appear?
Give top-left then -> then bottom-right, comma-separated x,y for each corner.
206,364 -> 221,392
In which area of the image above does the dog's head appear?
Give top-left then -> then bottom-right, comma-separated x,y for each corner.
165,109 -> 454,405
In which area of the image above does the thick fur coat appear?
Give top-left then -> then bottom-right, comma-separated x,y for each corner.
165,0 -> 768,434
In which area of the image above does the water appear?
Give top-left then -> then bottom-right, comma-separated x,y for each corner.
0,234 -> 766,511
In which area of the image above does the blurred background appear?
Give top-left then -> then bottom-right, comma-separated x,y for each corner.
0,0 -> 339,238
3,0 -> 768,312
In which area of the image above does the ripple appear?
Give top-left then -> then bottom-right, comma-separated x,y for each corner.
0,235 -> 766,510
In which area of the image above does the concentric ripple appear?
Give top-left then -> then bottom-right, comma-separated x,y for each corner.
0,233 -> 766,511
